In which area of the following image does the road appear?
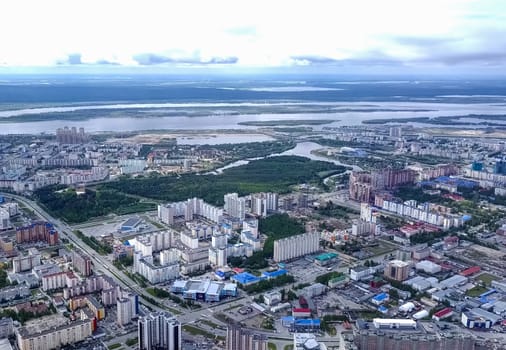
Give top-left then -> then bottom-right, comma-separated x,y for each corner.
3,193 -> 262,326
2,192 -> 169,312
5,192 -> 354,348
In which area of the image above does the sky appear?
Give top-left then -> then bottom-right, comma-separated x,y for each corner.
1,0 -> 506,75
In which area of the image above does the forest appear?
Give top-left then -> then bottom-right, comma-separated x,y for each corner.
102,155 -> 345,205
34,156 -> 344,223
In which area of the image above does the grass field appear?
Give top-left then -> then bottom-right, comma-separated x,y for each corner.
466,285 -> 489,297
475,273 -> 500,287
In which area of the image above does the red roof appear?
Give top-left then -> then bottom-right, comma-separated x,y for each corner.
232,267 -> 244,273
292,308 -> 311,313
434,307 -> 453,317
460,266 -> 481,277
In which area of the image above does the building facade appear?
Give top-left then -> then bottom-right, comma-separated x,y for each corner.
226,324 -> 267,350
273,232 -> 319,262
138,312 -> 181,350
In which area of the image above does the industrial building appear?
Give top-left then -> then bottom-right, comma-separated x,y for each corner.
371,293 -> 390,306
263,291 -> 282,306
461,308 -> 501,329
313,252 -> 338,266
415,260 -> 441,274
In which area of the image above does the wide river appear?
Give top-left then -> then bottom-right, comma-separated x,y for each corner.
0,101 -> 505,134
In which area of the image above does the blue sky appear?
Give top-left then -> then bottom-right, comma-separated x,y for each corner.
1,0 -> 506,74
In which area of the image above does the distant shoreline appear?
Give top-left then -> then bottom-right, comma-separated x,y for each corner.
238,119 -> 337,126
362,114 -> 506,127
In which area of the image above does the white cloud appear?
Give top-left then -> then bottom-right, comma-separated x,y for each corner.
0,0 -> 505,68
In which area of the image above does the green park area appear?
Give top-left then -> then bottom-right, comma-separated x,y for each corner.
35,156 -> 344,223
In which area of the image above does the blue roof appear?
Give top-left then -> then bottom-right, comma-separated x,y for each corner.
378,305 -> 388,312
480,289 -> 496,298
262,269 -> 287,278
215,271 -> 225,277
433,176 -> 478,188
281,316 -> 295,323
373,293 -> 389,301
295,319 -> 320,326
462,215 -> 472,221
231,272 -> 262,284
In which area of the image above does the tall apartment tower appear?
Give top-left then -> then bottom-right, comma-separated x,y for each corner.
138,312 -> 181,350
117,298 -> 132,326
72,249 -> 92,276
273,232 -> 320,262
226,324 -> 267,350
224,193 -> 246,220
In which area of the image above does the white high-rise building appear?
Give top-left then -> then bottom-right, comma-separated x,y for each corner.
243,219 -> 259,239
273,232 -> 320,262
389,126 -> 402,138
160,249 -> 179,266
0,209 -> 10,230
117,297 -> 132,326
209,247 -> 227,267
224,193 -> 246,220
158,198 -> 223,224
138,312 -> 181,350
211,233 -> 227,249
250,192 -> 278,217
133,252 -> 179,284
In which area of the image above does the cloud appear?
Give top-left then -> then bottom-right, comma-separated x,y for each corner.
56,53 -> 82,65
207,56 -> 238,64
226,26 -> 256,36
132,52 -> 238,65
290,55 -> 339,64
392,36 -> 458,48
423,51 -> 506,65
132,53 -> 174,65
95,59 -> 120,66
289,51 -> 404,67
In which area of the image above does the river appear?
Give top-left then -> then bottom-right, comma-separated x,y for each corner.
212,141 -> 362,174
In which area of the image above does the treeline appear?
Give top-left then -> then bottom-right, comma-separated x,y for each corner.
34,186 -> 155,223
241,274 -> 295,294
228,251 -> 268,270
209,141 -> 296,159
0,304 -> 55,324
0,268 -> 10,288
315,271 -> 344,285
317,201 -> 358,219
74,230 -> 112,255
259,213 -> 305,258
103,156 -> 344,206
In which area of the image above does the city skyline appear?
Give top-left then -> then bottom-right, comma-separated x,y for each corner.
1,0 -> 506,75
